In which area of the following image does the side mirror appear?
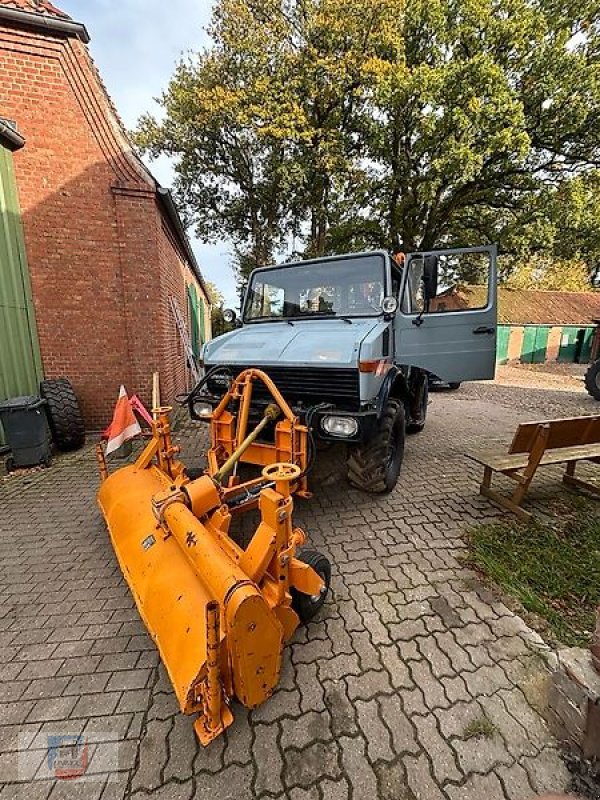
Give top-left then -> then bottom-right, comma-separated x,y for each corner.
423,255 -> 439,302
223,309 -> 237,324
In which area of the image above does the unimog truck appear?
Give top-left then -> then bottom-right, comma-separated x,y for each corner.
190,246 -> 498,493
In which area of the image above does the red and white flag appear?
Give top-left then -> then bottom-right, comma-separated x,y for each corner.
105,386 -> 142,455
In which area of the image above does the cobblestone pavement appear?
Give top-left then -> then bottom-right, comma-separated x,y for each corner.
0,380 -> 596,799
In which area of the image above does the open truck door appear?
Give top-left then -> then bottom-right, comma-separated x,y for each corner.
395,245 -> 498,383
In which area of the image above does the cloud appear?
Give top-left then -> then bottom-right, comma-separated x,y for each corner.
58,1 -> 240,306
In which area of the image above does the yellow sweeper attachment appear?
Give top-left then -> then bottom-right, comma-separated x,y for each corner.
96,370 -> 330,745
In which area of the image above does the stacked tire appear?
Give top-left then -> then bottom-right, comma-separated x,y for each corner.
40,378 -> 85,452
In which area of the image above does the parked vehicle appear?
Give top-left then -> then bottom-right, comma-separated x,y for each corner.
191,246 -> 498,493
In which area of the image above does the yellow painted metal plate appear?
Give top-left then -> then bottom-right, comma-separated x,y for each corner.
98,465 -> 214,713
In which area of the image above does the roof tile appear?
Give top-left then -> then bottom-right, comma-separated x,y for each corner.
440,287 -> 600,326
0,0 -> 70,19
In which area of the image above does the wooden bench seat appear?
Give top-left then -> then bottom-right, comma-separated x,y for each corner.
466,416 -> 600,520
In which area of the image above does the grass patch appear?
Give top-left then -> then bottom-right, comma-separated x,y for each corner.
463,716 -> 497,740
465,498 -> 600,647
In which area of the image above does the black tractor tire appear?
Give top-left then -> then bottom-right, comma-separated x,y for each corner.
40,378 -> 85,452
347,399 -> 406,493
448,382 -> 461,391
291,549 -> 331,624
585,361 -> 600,401
407,380 -> 429,434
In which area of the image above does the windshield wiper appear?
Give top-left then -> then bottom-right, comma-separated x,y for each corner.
339,317 -> 353,324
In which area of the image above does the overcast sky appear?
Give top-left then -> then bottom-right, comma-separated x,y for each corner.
58,0 -> 239,306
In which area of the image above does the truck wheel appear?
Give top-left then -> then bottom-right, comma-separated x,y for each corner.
40,378 -> 85,452
448,382 -> 461,391
291,550 -> 331,624
585,361 -> 600,400
347,399 -> 405,493
407,380 -> 429,434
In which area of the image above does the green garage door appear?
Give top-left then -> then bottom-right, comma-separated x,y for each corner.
496,326 -> 511,364
0,142 -> 43,441
521,326 -> 550,364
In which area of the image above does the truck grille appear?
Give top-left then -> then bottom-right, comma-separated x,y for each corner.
205,365 -> 360,411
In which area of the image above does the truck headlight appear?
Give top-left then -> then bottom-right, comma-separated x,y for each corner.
193,401 -> 213,419
322,416 -> 358,438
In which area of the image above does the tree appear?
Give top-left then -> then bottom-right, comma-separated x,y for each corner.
360,0 -> 600,252
137,0 -> 600,288
504,255 -> 593,291
204,280 -> 224,308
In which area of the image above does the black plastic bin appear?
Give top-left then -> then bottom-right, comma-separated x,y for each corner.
0,396 -> 51,471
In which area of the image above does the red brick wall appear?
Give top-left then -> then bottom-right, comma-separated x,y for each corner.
0,21 -> 208,428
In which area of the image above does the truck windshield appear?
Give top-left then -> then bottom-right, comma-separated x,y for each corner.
244,254 -> 386,322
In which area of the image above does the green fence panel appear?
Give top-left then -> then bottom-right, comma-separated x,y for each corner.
496,326 -> 511,363
0,145 -> 43,444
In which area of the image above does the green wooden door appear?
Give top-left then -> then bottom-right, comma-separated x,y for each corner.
558,326 -> 580,363
496,326 -> 511,363
578,327 -> 594,363
521,326 -> 550,363
0,145 -> 43,441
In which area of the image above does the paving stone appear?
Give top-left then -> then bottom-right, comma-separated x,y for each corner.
115,689 -> 151,714
194,725 -> 225,774
445,771 -> 506,800
223,706 -> 253,767
147,690 -> 179,721
130,718 -> 171,792
338,735 -> 378,797
451,726 -> 513,774
404,752 -> 446,800
521,747 -> 570,795
280,710 -> 332,751
72,692 -> 121,718
319,777 -> 350,800
497,762 -> 535,800
283,739 -> 341,789
323,681 -> 357,737
296,662 -> 325,713
416,635 -> 454,678
253,722 -> 283,796
351,629 -> 382,671
106,669 -> 151,692
478,693 -> 538,758
319,653 -> 361,682
413,714 -> 462,783
251,688 -> 301,723
409,660 -> 449,710
346,669 -> 392,701
378,694 -> 419,755
194,763 -> 253,799
356,698 -> 394,761
27,695 -> 78,723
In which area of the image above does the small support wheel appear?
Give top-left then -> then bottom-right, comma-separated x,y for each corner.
291,549 -> 331,624
5,456 -> 15,474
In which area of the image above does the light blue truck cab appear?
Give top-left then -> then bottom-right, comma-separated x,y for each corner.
191,246 -> 498,493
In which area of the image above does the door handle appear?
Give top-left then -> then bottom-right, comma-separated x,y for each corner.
473,326 -> 495,335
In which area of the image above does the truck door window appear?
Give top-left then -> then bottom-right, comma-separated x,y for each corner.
402,251 -> 492,315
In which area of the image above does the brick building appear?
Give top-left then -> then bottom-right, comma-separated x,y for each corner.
0,0 -> 211,429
